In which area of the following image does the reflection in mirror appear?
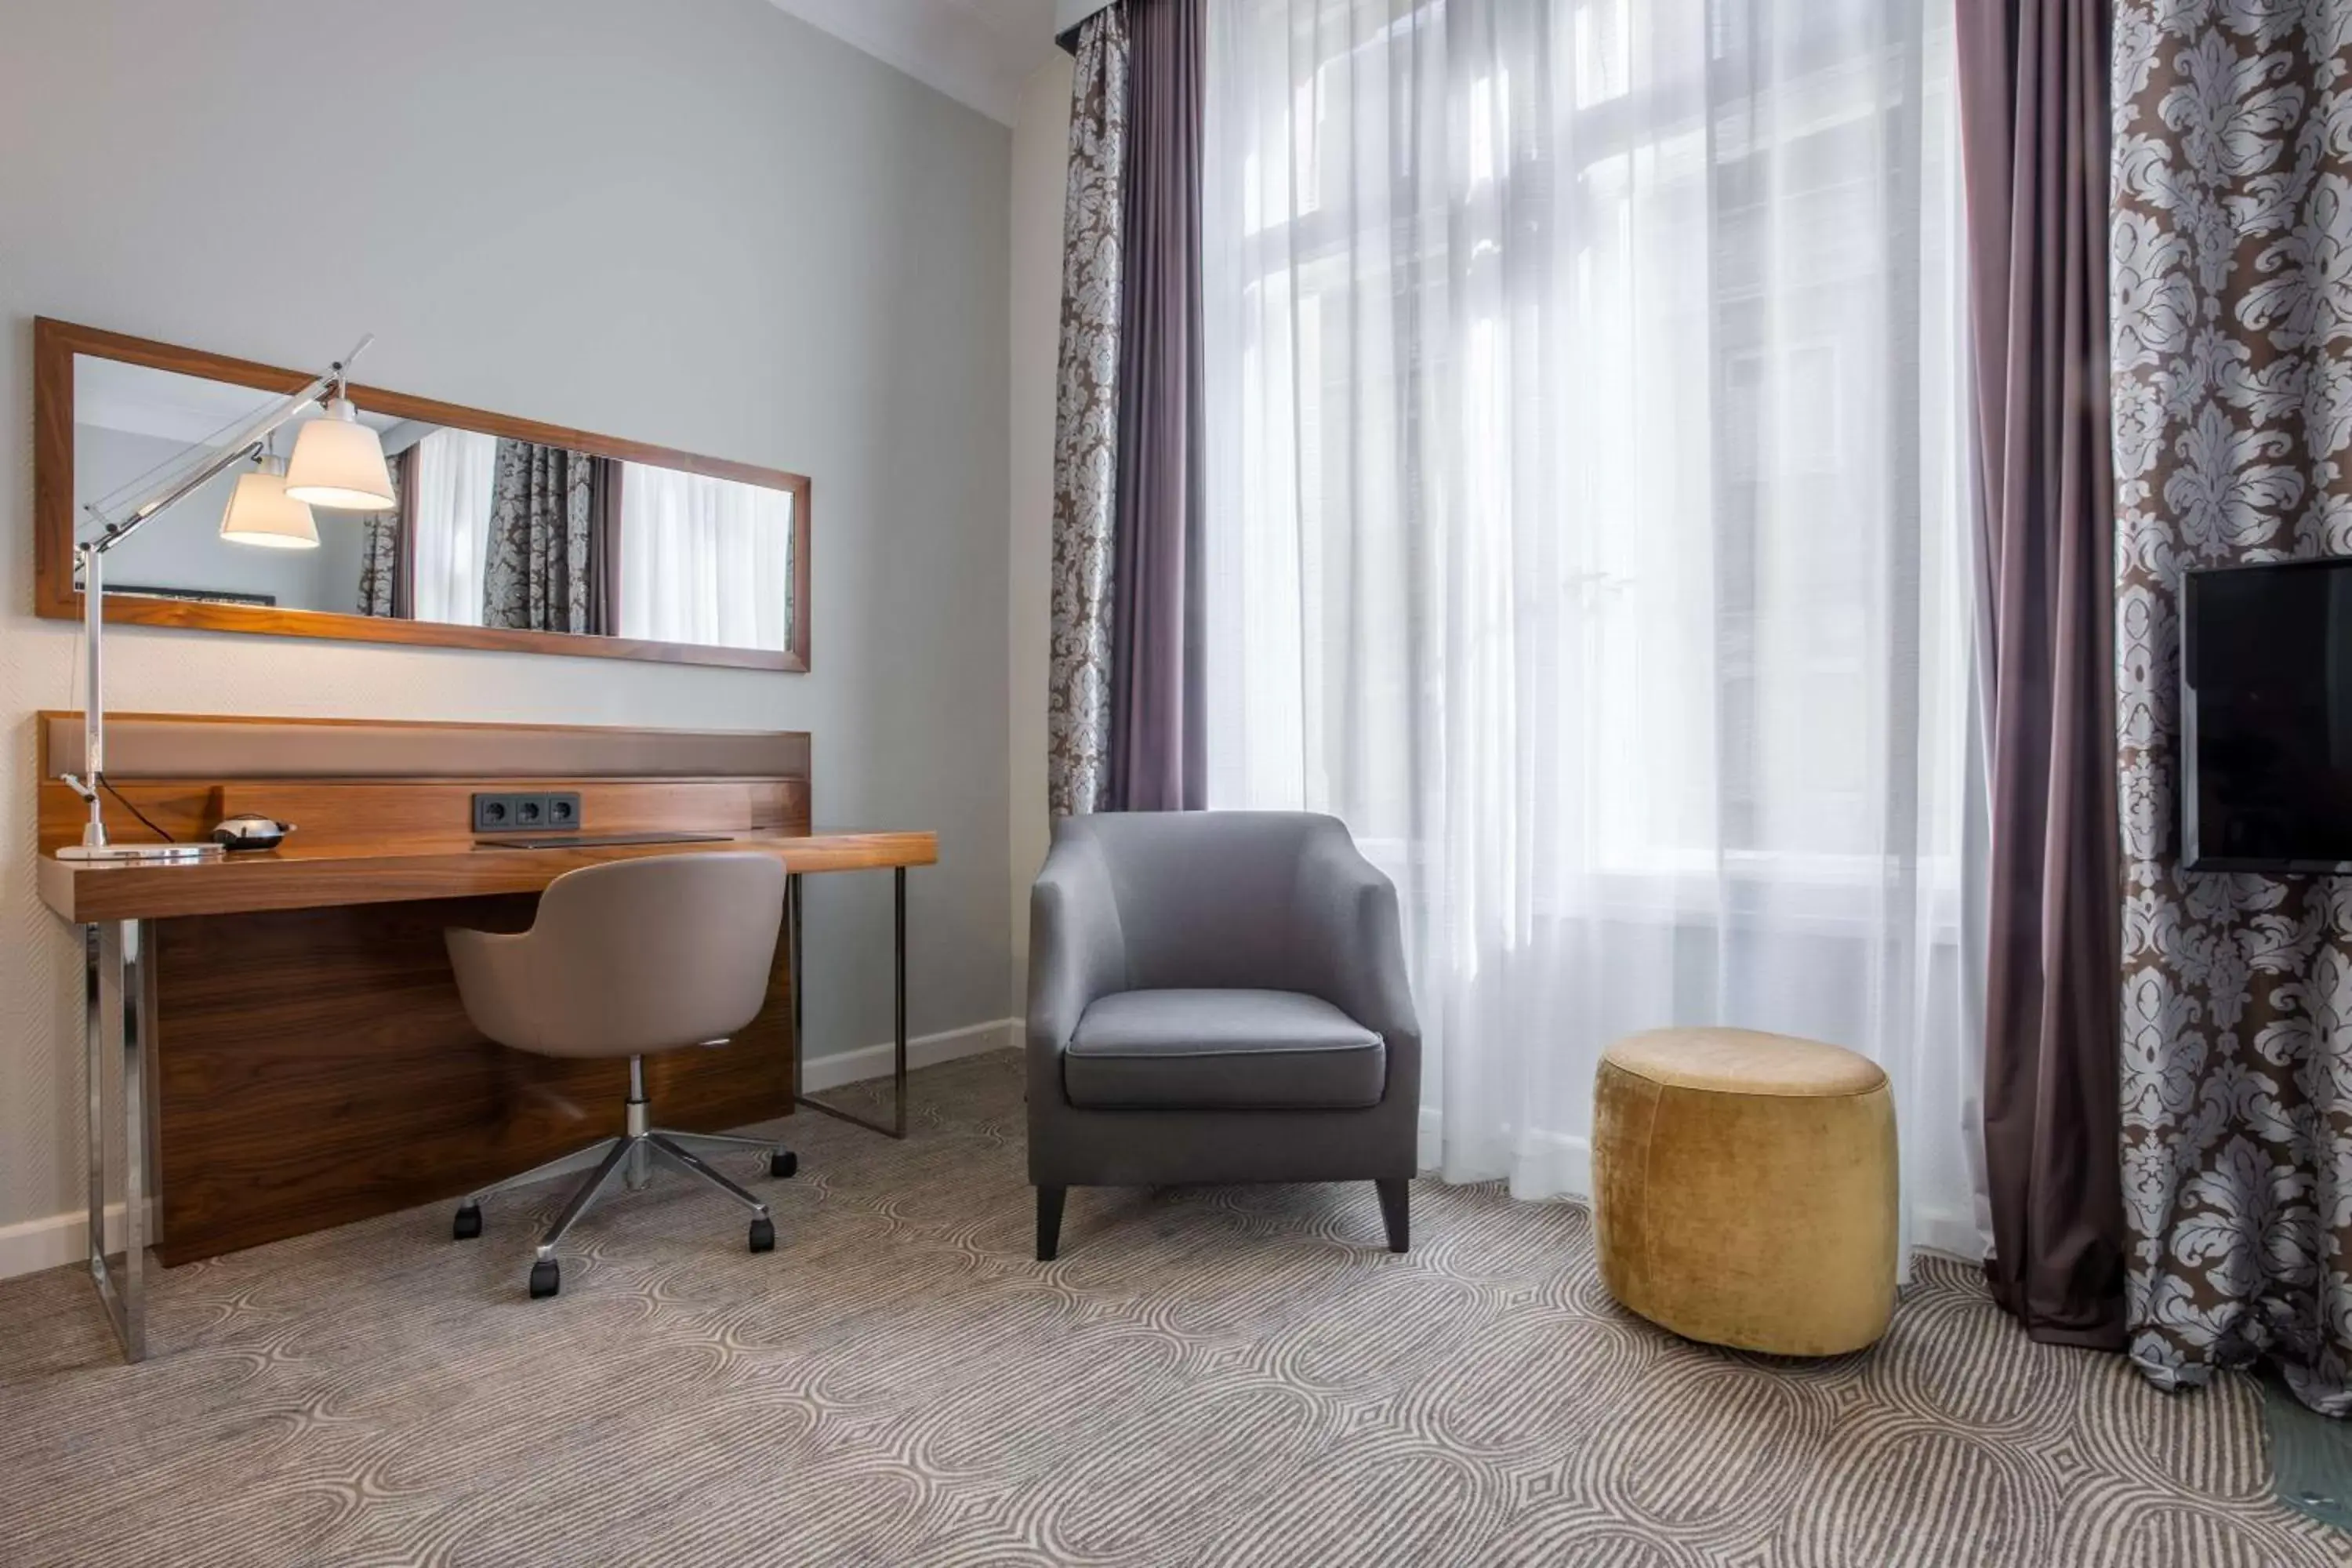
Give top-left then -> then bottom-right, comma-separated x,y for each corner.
74,358 -> 370,612
73,357 -> 799,655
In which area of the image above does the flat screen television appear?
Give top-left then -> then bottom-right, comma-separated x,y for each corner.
2182,557 -> 2352,870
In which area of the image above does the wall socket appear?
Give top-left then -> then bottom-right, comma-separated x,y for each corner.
471,791 -> 583,834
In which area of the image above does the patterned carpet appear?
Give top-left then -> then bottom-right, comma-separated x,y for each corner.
0,1051 -> 2341,1567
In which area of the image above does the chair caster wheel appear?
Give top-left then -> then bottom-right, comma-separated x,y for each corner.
769,1150 -> 797,1179
749,1217 -> 776,1254
528,1258 -> 561,1298
452,1203 -> 482,1240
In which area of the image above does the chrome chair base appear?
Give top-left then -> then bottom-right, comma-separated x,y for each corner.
454,1055 -> 792,1298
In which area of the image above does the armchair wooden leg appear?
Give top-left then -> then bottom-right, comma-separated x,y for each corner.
1036,1185 -> 1067,1261
1375,1178 -> 1410,1253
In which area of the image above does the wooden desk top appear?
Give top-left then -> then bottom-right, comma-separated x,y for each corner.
39,829 -> 937,924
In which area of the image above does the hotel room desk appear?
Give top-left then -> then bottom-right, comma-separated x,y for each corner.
42,827 -> 936,1362
39,827 -> 935,922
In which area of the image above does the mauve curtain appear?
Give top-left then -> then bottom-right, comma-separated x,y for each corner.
1956,2 -> 2125,1348
1105,0 -> 1205,811
1047,5 -> 1130,818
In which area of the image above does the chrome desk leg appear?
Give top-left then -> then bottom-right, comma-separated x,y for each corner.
793,866 -> 909,1139
788,872 -> 804,1105
87,919 -> 152,1363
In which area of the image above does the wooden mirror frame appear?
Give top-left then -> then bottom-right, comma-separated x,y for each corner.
33,318 -> 812,673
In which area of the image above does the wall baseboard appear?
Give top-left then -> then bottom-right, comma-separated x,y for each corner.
1416,1109 -> 1592,1199
1910,1210 -> 1991,1265
1414,1108 -> 1991,1265
0,1201 -> 154,1283
0,1019 -> 1022,1283
800,1017 -> 1019,1094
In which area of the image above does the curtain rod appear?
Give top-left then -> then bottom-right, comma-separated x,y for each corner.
1054,0 -> 1116,53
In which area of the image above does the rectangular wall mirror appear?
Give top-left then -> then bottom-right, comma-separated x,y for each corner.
34,319 -> 811,671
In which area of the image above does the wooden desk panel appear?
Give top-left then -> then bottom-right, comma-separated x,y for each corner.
151,895 -> 797,1264
40,777 -> 808,852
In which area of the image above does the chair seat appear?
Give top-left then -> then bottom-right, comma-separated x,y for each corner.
1064,989 -> 1385,1111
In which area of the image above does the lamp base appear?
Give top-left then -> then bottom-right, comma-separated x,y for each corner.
56,842 -> 223,865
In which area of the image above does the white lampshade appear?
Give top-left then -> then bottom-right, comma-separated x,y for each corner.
218,463 -> 320,549
285,397 -> 395,510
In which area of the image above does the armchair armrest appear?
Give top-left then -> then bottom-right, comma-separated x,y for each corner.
1026,833 -> 1128,1060
1294,830 -> 1421,1099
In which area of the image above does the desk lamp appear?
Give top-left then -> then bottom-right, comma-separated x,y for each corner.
60,336 -> 394,862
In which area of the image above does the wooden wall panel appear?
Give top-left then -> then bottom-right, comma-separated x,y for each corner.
39,777 -> 808,853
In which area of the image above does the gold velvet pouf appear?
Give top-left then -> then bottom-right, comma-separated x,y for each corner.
1592,1027 -> 1898,1356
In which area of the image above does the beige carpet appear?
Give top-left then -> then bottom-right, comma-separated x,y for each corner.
0,1051 -> 2340,1567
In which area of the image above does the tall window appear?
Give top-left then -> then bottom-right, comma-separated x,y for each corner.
1201,0 -> 1980,1254
617,464 -> 794,652
407,427 -> 499,626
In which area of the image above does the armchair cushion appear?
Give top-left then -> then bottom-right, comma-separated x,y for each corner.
1064,989 -> 1386,1112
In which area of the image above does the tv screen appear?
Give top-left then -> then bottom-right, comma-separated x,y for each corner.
2183,558 -> 2352,870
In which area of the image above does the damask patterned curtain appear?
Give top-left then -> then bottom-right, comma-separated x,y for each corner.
481,439 -> 597,635
354,446 -> 410,618
1047,5 -> 1127,817
2114,1 -> 2352,1415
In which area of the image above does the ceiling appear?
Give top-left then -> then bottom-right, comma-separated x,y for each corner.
765,0 -> 1061,125
77,358 -> 397,447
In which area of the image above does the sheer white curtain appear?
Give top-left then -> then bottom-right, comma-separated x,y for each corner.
1201,0 -> 1984,1258
618,463 -> 793,652
408,426 -> 499,626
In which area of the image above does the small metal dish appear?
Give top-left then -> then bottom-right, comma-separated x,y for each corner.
210,814 -> 296,852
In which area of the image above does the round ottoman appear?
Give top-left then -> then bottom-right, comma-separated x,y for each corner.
1592,1027 -> 1896,1356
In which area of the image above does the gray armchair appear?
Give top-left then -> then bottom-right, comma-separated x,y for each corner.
1026,811 -> 1421,1259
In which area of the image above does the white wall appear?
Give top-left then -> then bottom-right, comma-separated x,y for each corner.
1007,53 -> 1074,1014
0,0 -> 1013,1236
